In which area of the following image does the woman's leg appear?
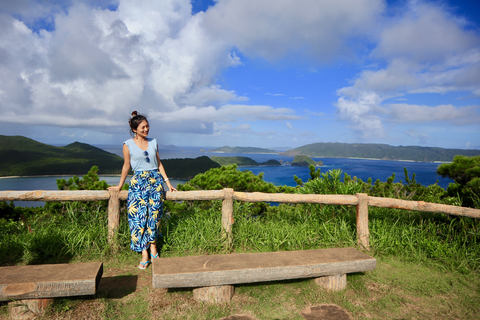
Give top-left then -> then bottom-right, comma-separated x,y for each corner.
150,243 -> 158,258
128,172 -> 152,268
146,172 -> 164,258
141,249 -> 149,261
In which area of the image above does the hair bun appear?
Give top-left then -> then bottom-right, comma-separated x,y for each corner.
131,110 -> 138,118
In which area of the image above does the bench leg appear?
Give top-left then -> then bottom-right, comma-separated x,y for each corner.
192,285 -> 234,304
314,274 -> 346,291
8,298 -> 53,320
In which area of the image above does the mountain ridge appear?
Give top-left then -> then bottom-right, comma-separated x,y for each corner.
0,135 -> 123,176
282,142 -> 480,162
212,146 -> 278,154
0,135 -> 219,178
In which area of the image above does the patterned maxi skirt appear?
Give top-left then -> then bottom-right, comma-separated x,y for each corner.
127,169 -> 165,252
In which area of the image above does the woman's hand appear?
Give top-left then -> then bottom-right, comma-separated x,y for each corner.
167,182 -> 176,192
108,185 -> 121,191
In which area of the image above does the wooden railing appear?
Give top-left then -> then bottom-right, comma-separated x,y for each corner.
1,189 -> 479,249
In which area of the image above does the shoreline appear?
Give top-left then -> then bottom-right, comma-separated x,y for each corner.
311,156 -> 452,163
0,156 -> 450,179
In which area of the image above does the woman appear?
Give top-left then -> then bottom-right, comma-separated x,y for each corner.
108,111 -> 176,269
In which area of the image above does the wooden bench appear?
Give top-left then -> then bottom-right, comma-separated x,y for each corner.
0,262 -> 103,318
152,247 -> 375,303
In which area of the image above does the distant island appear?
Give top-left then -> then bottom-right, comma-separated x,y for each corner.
211,156 -> 281,166
212,146 -> 278,154
4,135 -> 479,178
283,143 -> 480,162
162,156 -> 220,180
209,143 -> 479,162
0,135 -> 219,179
291,155 -> 323,167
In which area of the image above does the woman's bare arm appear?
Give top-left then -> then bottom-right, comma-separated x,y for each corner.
156,151 -> 176,191
108,144 -> 131,190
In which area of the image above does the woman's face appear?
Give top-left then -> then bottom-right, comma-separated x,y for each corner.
134,120 -> 149,138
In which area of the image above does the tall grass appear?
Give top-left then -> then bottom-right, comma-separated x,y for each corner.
1,199 -> 478,273
1,167 -> 478,275
0,200 -> 131,265
159,200 -> 479,273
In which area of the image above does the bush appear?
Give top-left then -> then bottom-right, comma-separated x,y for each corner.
437,155 -> 480,208
178,164 -> 293,193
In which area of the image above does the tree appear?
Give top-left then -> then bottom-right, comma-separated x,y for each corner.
178,164 -> 293,193
45,165 -> 110,214
437,155 -> 480,208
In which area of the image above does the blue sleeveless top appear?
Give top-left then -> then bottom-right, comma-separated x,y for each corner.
124,138 -> 159,172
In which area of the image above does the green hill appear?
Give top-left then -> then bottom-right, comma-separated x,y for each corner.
0,136 -> 220,179
211,156 -> 281,166
291,155 -> 322,167
212,146 -> 278,154
162,156 -> 220,180
283,143 -> 480,162
0,135 -> 123,176
211,156 -> 258,166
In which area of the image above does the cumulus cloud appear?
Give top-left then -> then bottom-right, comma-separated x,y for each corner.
2,0 -> 477,146
373,3 -> 479,63
389,104 -> 480,124
336,93 -> 384,137
0,0 -> 254,133
149,104 -> 299,134
0,0 -> 387,139
203,0 -> 384,61
336,1 -> 480,137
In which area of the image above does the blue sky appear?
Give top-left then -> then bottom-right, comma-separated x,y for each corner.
0,0 -> 479,150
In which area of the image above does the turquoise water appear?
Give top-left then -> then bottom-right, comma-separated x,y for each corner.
0,176 -> 182,207
0,153 -> 452,207
239,157 -> 452,188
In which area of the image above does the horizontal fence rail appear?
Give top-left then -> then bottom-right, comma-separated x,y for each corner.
0,190 -> 112,201
1,189 -> 479,249
232,192 -> 359,205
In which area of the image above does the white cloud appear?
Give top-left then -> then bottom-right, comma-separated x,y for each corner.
158,104 -> 298,122
4,0 -> 340,136
178,85 -> 247,106
0,0 -> 251,132
203,0 -> 384,61
389,104 -> 480,124
213,122 -> 253,137
336,1 -> 480,136
373,2 -> 479,63
2,0 -> 478,147
336,93 -> 384,137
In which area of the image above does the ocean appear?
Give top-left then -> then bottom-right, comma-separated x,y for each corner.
0,148 -> 452,207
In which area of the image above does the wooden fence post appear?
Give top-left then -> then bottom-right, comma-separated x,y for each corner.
222,188 -> 234,250
107,188 -> 120,246
356,193 -> 369,250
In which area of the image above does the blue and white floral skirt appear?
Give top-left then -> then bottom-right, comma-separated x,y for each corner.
127,169 -> 165,252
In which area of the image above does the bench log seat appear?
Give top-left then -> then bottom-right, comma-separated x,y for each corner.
152,247 -> 375,302
0,262 -> 103,301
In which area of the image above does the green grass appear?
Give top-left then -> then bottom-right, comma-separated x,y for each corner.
0,201 -> 131,265
3,196 -> 477,273
1,254 -> 476,320
0,189 -> 479,319
158,200 -> 479,273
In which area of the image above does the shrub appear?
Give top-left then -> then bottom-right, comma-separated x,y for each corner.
437,155 -> 480,208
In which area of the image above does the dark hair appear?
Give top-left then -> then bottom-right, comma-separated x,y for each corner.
129,110 -> 148,136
